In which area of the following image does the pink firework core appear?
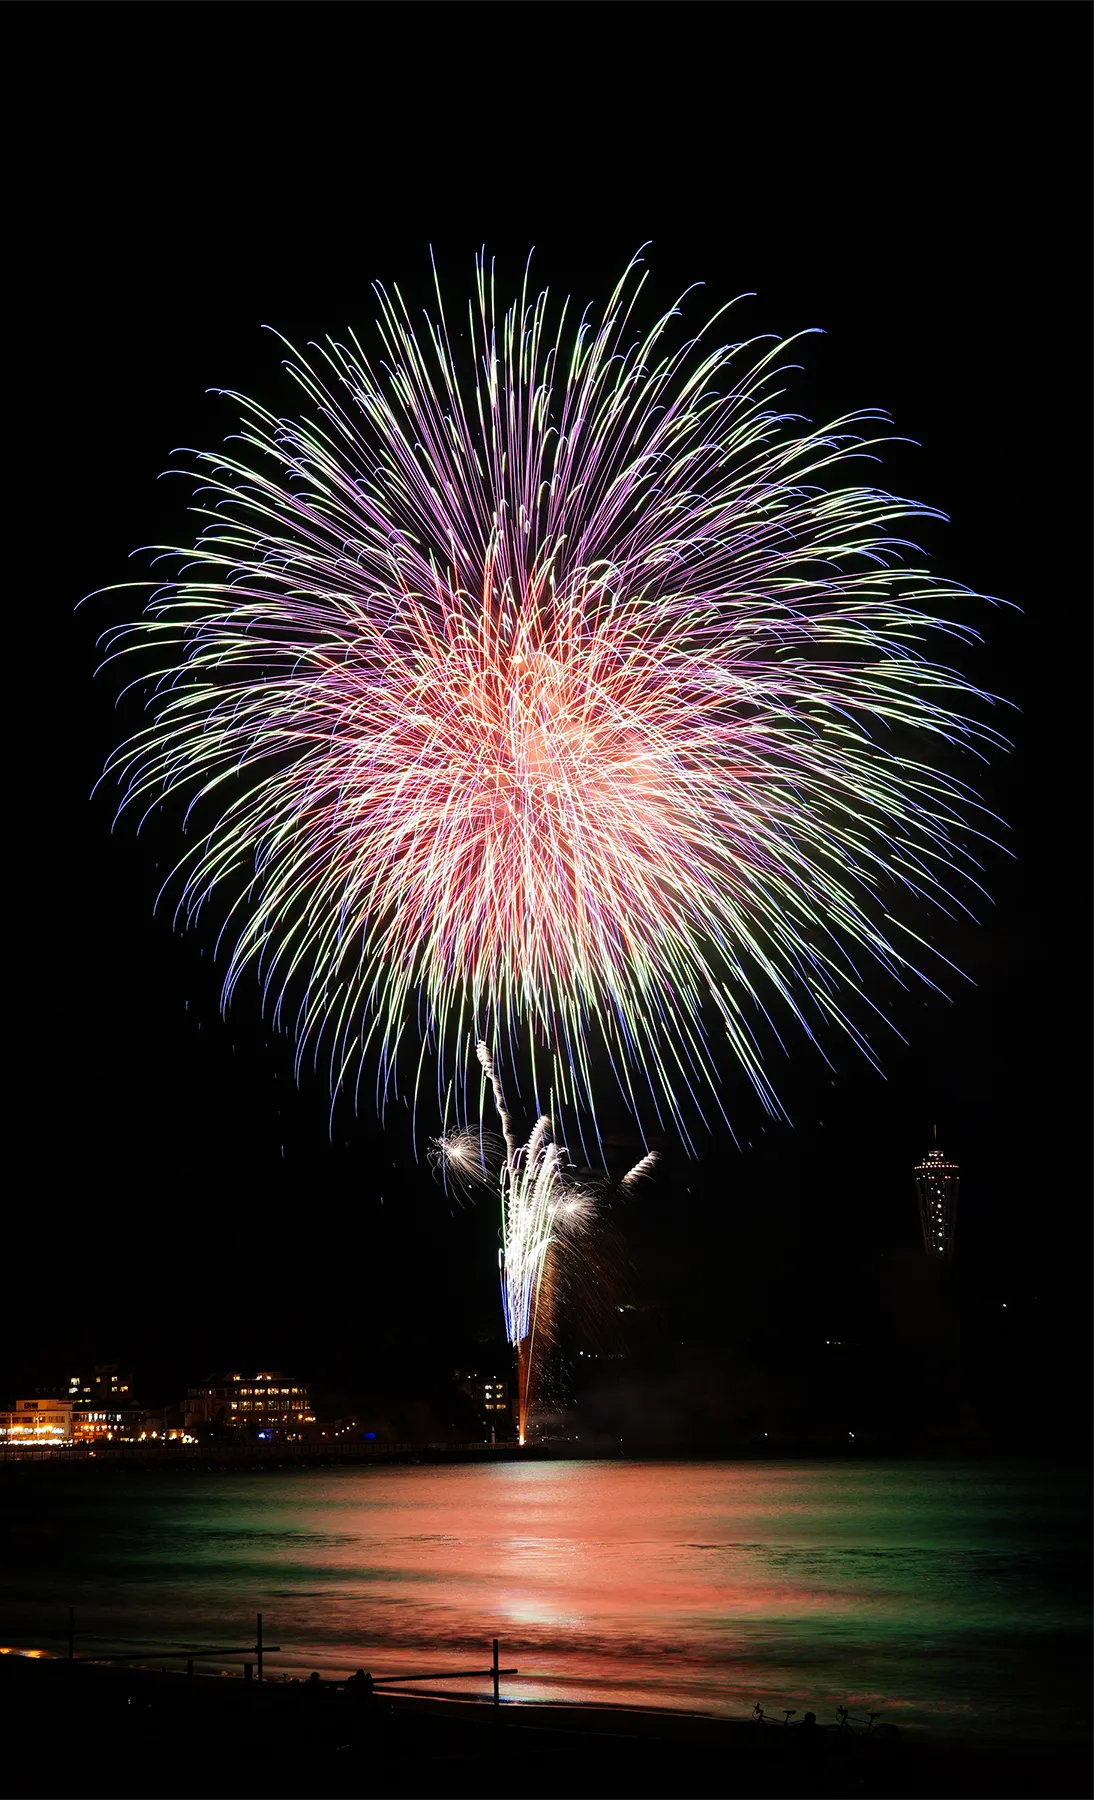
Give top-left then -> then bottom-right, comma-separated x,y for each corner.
337,589 -> 708,1004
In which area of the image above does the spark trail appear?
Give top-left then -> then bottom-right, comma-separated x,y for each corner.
437,1043 -> 656,1443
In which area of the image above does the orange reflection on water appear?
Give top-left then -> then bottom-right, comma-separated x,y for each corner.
5,1458 -> 1088,1737
198,1458 -> 1084,1732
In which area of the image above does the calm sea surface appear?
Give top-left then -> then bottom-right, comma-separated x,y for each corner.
1,1461 -> 1088,1742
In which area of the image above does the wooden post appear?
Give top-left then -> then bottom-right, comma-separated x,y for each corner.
256,1613 -> 263,1683
67,1606 -> 74,1662
492,1638 -> 500,1708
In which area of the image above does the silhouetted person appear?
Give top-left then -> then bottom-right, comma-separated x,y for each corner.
347,1669 -> 374,1702
346,1668 -> 379,1750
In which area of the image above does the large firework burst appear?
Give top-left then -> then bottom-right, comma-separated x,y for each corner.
100,256 -> 1001,1139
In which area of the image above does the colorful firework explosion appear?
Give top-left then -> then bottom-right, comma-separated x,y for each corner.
99,255 -> 1002,1142
436,1042 -> 655,1442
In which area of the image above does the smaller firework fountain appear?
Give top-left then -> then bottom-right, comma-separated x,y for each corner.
436,1044 -> 657,1444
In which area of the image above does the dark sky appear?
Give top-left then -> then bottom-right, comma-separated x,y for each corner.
6,12 -> 1088,1437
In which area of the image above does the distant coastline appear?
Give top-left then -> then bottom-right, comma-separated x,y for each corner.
0,1436 -> 1085,1471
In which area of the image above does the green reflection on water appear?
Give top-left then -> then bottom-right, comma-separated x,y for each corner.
2,1460 -> 1088,1741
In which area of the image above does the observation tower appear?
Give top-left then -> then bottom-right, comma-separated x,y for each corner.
914,1132 -> 959,1260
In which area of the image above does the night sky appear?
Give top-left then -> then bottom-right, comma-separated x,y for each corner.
7,13 -> 1088,1446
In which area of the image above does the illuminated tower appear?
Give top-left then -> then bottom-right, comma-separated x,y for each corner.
915,1132 -> 959,1260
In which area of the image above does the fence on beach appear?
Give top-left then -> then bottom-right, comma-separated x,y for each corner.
3,1609 -> 518,1706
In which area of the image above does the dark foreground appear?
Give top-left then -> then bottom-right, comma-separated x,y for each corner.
0,1658 -> 1088,1800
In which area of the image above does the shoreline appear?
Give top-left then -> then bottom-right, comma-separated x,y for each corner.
1,1649 -> 1087,1799
1,1439 -> 1084,1472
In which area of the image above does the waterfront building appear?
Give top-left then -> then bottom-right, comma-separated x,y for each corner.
915,1137 -> 959,1260
69,1406 -> 191,1443
66,1364 -> 133,1404
454,1370 -> 514,1435
185,1372 -> 314,1435
72,1407 -> 128,1441
0,1399 -> 73,1443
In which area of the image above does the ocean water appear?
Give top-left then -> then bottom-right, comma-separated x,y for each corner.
1,1460 -> 1088,1743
